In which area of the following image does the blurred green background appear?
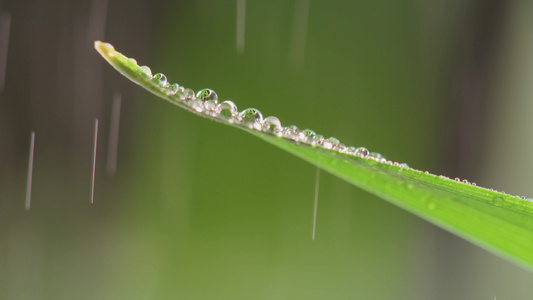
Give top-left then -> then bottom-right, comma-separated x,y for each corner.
1,0 -> 533,299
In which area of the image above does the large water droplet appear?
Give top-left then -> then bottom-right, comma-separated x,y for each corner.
196,88 -> 218,103
240,108 -> 263,129
219,101 -> 238,120
262,116 -> 282,133
152,73 -> 169,88
139,66 -> 152,79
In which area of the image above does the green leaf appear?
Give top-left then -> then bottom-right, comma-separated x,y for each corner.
95,41 -> 533,271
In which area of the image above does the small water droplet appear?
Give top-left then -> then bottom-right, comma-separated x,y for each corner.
129,58 -> 137,65
323,137 -> 340,150
139,66 -> 152,79
454,178 -> 460,182
283,125 -> 300,139
313,134 -> 325,145
493,196 -> 504,207
345,146 -> 357,155
262,116 -> 282,133
355,147 -> 369,157
219,101 -> 238,120
181,88 -> 196,101
166,83 -> 184,96
424,171 -> 430,174
368,152 -> 383,160
102,42 -> 115,51
240,108 -> 263,129
335,143 -> 346,152
303,129 -> 316,140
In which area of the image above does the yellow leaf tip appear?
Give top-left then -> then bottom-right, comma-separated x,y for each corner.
94,41 -> 115,57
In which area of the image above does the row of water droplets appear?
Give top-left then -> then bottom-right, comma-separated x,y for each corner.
133,58 -> 409,165
121,45 -> 533,198
97,42 -> 533,207
113,45 -> 508,181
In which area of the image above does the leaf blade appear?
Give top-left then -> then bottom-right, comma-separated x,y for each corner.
95,41 -> 533,271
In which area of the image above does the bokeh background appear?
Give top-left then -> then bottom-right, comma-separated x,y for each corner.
1,0 -> 533,299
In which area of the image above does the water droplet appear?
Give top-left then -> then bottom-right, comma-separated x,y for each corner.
204,100 -> 217,111
368,152 -> 383,161
129,58 -> 138,65
283,125 -> 300,139
335,143 -> 346,152
152,73 -> 169,88
303,129 -> 316,140
196,88 -> 218,103
493,196 -> 504,207
181,88 -> 196,101
345,146 -> 357,155
240,108 -> 263,129
262,116 -> 282,133
323,137 -> 340,150
219,101 -> 238,120
101,42 -> 115,51
355,147 -> 369,157
313,134 -> 325,145
139,66 -> 152,79
166,83 -> 184,96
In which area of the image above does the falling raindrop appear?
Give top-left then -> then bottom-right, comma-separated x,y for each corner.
312,167 -> 320,240
91,119 -> 99,204
25,131 -> 35,211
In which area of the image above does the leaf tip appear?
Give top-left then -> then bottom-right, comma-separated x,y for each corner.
94,41 -> 116,58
